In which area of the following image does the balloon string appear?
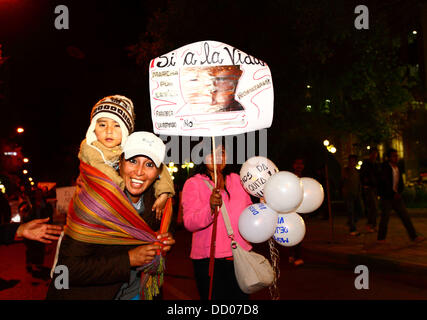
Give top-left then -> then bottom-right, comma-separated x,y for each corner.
268,237 -> 280,300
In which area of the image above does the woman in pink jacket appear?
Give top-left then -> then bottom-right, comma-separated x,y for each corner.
182,144 -> 252,300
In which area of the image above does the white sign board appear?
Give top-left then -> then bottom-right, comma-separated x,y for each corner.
149,40 -> 274,137
56,186 -> 76,215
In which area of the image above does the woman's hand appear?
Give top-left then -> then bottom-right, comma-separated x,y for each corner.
128,233 -> 176,266
210,188 -> 222,211
128,244 -> 161,267
156,232 -> 176,253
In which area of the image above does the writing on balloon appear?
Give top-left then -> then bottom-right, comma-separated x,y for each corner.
241,163 -> 275,197
278,216 -> 287,224
248,203 -> 267,216
274,236 -> 289,244
275,226 -> 289,234
246,177 -> 267,196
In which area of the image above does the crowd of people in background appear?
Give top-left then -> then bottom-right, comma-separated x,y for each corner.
1,184 -> 57,280
1,130 -> 426,299
0,148 -> 424,294
343,148 -> 424,243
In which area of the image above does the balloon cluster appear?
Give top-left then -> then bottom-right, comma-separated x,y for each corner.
238,156 -> 324,247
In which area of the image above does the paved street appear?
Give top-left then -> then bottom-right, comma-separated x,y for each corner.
1,211 -> 427,300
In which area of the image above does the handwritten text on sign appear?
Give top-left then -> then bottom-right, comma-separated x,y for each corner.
149,41 -> 274,137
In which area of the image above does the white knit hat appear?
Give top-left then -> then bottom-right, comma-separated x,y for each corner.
85,95 -> 136,147
123,132 -> 166,167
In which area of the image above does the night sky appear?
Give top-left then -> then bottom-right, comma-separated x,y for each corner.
1,1 -> 156,184
0,0 -> 423,187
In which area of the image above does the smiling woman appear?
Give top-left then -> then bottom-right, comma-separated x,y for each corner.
46,131 -> 176,300
120,156 -> 159,202
118,132 -> 166,203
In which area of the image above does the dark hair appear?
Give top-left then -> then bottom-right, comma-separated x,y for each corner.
386,148 -> 397,158
293,157 -> 305,164
191,161 -> 240,199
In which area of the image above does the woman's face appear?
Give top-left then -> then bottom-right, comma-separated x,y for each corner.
119,155 -> 160,203
205,145 -> 227,173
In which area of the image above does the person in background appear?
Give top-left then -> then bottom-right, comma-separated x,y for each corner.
360,147 -> 380,233
182,144 -> 252,300
0,218 -> 62,245
342,154 -> 364,236
23,188 -> 54,278
0,192 -> 11,225
377,149 -> 425,243
288,157 -> 306,267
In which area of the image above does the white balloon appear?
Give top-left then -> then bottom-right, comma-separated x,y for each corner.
263,171 -> 304,213
238,203 -> 278,243
273,212 -> 306,247
296,177 -> 325,214
240,156 -> 279,197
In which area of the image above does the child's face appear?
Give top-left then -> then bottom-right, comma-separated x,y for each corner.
94,117 -> 122,148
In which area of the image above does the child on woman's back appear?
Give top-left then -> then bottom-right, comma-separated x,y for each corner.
78,95 -> 174,216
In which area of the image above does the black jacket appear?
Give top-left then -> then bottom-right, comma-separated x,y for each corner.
360,160 -> 380,188
0,223 -> 19,245
46,234 -> 135,300
378,162 -> 404,200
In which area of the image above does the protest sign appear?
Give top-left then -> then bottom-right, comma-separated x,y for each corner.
149,40 -> 274,137
55,186 -> 75,216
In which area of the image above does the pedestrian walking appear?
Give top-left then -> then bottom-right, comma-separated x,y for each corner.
360,147 -> 380,233
288,157 -> 307,267
342,155 -> 364,236
377,148 -> 425,243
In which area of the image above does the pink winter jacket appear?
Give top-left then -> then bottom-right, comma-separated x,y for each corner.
182,173 -> 252,259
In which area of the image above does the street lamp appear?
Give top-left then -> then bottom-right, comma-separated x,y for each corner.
324,140 -> 337,154
23,170 -> 28,174
23,158 -> 29,163
17,127 -> 24,134
181,161 -> 195,176
167,162 -> 178,179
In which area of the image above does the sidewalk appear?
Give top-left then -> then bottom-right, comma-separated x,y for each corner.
301,208 -> 427,276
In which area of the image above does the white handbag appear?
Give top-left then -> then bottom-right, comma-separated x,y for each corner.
204,180 -> 274,294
